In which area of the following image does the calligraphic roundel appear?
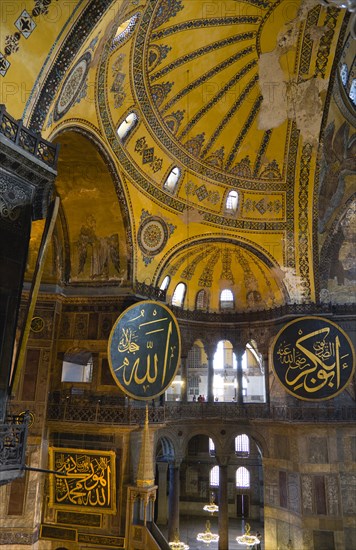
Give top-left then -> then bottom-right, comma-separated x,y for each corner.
108,301 -> 181,400
271,316 -> 355,401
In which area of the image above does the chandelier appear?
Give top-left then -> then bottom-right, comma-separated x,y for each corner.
169,531 -> 190,550
236,523 -> 260,547
203,492 -> 219,515
196,520 -> 219,545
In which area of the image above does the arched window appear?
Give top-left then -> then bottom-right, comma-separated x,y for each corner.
210,465 -> 219,487
172,282 -> 186,307
164,166 -> 181,193
61,348 -> 93,383
112,13 -> 139,47
349,79 -> 356,106
220,288 -> 234,310
225,190 -> 239,213
340,62 -> 348,86
209,438 -> 215,456
236,467 -> 250,488
160,275 -> 170,291
196,289 -> 208,310
117,112 -> 138,140
235,434 -> 250,456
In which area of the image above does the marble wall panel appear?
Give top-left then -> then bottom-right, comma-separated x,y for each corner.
288,472 -> 301,514
326,474 -> 339,516
308,436 -> 328,463
340,473 -> 356,515
301,474 -> 313,514
264,468 -> 279,506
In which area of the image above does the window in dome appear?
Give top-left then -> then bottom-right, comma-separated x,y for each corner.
210,465 -> 219,487
349,79 -> 356,106
236,466 -> 250,488
225,190 -> 239,213
209,438 -> 216,456
196,289 -> 208,310
164,166 -> 181,193
112,13 -> 139,48
160,275 -> 170,291
220,288 -> 234,310
117,112 -> 138,141
340,63 -> 348,87
172,282 -> 186,307
235,434 -> 250,456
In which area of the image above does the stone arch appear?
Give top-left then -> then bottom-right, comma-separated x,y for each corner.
50,125 -> 132,283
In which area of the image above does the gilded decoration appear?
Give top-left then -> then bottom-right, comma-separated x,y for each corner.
49,448 -> 116,513
54,52 -> 92,121
162,241 -> 285,311
271,316 -> 355,401
137,211 -> 175,261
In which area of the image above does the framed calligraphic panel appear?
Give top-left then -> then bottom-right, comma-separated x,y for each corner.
49,448 -> 116,513
271,317 -> 355,401
108,301 -> 181,400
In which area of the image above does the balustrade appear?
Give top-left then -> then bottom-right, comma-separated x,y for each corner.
0,105 -> 58,168
45,396 -> 355,425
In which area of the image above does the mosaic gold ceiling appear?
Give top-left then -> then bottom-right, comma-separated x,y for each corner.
3,0 -> 352,312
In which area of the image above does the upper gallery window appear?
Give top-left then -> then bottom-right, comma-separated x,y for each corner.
236,466 -> 250,488
235,434 -> 250,456
164,166 -> 181,193
117,112 -> 138,141
172,282 -> 186,307
210,465 -> 219,487
61,349 -> 93,383
220,288 -> 234,310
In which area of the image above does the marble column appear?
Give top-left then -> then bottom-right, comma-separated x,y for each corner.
180,355 -> 188,403
168,462 -> 180,541
156,462 -> 168,525
262,352 -> 270,405
218,462 -> 229,550
235,349 -> 244,405
206,345 -> 216,403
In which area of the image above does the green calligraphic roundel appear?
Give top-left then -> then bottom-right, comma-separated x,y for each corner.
108,301 -> 181,400
271,316 -> 355,401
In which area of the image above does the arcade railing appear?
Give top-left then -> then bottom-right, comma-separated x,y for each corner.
0,105 -> 59,169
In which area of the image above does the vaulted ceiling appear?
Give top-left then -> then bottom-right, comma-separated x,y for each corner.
2,0 -> 355,312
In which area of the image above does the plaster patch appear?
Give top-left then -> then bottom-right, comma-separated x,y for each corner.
179,207 -> 204,224
258,51 -> 288,131
258,0 -> 330,143
280,267 -> 306,302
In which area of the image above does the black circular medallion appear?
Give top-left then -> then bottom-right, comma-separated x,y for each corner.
271,316 -> 355,401
108,301 -> 181,400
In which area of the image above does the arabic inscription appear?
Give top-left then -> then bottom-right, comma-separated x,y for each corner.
49,448 -> 116,513
108,301 -> 181,400
272,317 -> 355,401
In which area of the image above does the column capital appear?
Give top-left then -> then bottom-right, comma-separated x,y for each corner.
215,454 -> 230,467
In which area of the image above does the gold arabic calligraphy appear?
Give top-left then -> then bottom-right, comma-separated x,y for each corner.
54,452 -> 113,509
114,307 -> 176,393
277,327 -> 349,394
